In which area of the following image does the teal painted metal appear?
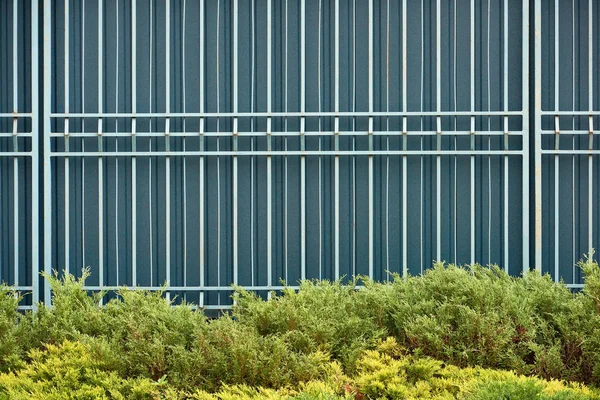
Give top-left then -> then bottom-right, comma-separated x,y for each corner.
535,0 -> 600,288
0,0 -> 39,310
11,0 -> 598,309
38,0 -> 529,309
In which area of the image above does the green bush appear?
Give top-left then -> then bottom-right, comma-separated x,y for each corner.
167,317 -> 331,392
2,338 -> 597,400
233,261 -> 600,384
573,254 -> 600,383
5,257 -> 600,393
16,270 -> 107,352
380,263 -> 579,375
0,285 -> 22,372
0,271 -> 330,393
467,379 -> 593,400
233,280 -> 386,371
350,337 -> 600,400
0,340 -> 169,400
96,287 -> 207,381
16,270 -> 208,384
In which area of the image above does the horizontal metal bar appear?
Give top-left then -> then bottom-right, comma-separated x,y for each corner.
541,150 -> 600,155
0,133 -> 33,137
0,113 -> 32,118
199,305 -> 233,310
541,111 -> 600,116
3,286 -> 34,291
49,130 -> 525,138
541,130 -> 600,135
82,285 -> 297,291
49,150 -> 525,157
88,283 -> 583,294
80,284 -> 374,292
50,111 -> 524,118
0,152 -> 34,157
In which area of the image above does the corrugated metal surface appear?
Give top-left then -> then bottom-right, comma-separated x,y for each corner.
535,0 -> 600,288
0,0 -> 39,309
7,0 -> 596,308
41,0 -> 529,309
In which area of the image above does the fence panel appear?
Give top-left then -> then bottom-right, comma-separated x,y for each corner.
535,0 -> 600,287
0,0 -> 39,309
41,0 -> 530,308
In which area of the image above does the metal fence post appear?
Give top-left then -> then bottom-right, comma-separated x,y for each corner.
534,0 -> 543,273
43,0 -> 52,305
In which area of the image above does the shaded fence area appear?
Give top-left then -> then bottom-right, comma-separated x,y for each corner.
0,0 -> 39,308
0,0 -> 596,308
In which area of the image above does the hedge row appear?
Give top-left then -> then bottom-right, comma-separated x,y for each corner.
1,338 -> 597,399
233,255 -> 600,384
0,256 -> 600,397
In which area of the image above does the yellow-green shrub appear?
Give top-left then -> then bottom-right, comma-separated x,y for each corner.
350,337 -> 600,400
6,257 -> 600,391
168,317 -> 332,392
233,280 -> 386,371
2,338 -> 598,400
0,285 -> 22,372
233,260 -> 600,384
0,341 -> 169,400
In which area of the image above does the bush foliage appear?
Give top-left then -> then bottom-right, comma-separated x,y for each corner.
2,258 -> 600,397
234,259 -> 600,383
0,338 -> 597,399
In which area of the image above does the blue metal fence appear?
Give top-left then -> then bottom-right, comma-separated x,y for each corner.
0,0 -> 39,309
535,0 -> 600,288
0,0 -> 594,309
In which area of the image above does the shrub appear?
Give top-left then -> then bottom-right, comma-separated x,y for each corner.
232,261 -> 600,383
350,338 -> 600,400
17,271 -> 208,383
0,341 -> 169,400
168,317 -> 331,392
233,280 -> 386,371
0,285 -> 22,372
574,254 -> 600,383
6,258 -> 600,392
18,269 -> 107,350
3,338 -> 596,399
381,263 -> 577,374
467,379 -> 593,400
97,287 -> 207,381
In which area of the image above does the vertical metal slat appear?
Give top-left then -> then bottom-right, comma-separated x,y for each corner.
267,0 -> 272,289
165,0 -> 171,300
232,0 -> 238,287
436,0 -> 441,262
131,0 -> 137,286
43,0 -> 52,305
402,0 -> 407,277
334,0 -> 340,280
470,0 -> 476,265
13,0 -> 19,287
31,0 -> 40,306
98,0 -> 104,301
368,0 -> 373,279
534,0 -> 543,272
300,0 -> 306,281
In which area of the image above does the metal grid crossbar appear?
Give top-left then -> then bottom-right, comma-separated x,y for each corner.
39,0 -> 530,308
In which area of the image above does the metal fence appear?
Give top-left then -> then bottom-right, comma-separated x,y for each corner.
535,0 -> 600,288
0,0 -> 594,308
0,0 -> 39,309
